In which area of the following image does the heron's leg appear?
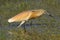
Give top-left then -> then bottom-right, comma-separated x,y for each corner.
17,21 -> 27,32
17,21 -> 25,28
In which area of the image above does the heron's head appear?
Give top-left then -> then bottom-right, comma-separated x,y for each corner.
38,9 -> 53,17
44,10 -> 53,17
31,9 -> 53,17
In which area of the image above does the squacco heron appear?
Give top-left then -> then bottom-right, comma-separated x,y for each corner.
8,9 -> 52,28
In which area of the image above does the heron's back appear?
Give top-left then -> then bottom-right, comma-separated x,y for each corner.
8,11 -> 32,22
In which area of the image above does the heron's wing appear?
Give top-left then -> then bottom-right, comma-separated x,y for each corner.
9,11 -> 32,22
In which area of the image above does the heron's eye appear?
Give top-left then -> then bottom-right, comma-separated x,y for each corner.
32,10 -> 35,12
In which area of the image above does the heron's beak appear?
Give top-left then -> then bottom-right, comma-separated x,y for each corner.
48,14 -> 53,17
46,12 -> 53,17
